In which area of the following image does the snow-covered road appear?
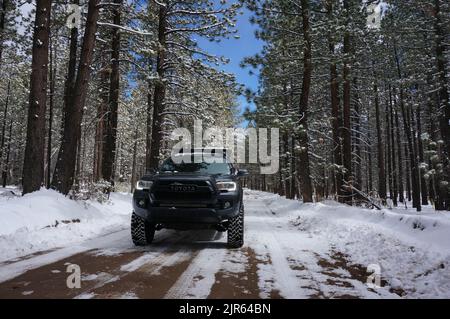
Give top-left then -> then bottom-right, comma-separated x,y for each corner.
0,190 -> 449,298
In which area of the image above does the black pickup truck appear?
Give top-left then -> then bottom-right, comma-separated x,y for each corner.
131,150 -> 248,248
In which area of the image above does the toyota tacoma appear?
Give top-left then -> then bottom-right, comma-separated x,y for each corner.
131,149 -> 248,248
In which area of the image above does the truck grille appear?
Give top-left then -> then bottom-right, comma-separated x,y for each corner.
152,180 -> 215,205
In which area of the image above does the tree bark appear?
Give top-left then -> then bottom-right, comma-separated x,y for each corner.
405,143 -> 411,203
326,0 -> 343,202
0,79 -> 10,166
296,0 -> 313,203
22,0 -> 52,195
93,65 -> 109,181
427,90 -> 438,206
148,3 -> 168,169
61,0 -> 79,139
394,44 -> 421,211
130,127 -> 139,192
102,0 -> 122,184
0,0 -> 8,67
46,36 -> 55,189
385,87 -> 393,202
2,120 -> 11,187
373,77 -> 386,202
52,0 -> 100,195
341,0 -> 353,204
145,70 -> 153,171
389,86 -> 398,206
394,101 -> 404,203
433,0 -> 450,210
367,116 -> 373,195
353,78 -> 362,194
416,103 -> 428,205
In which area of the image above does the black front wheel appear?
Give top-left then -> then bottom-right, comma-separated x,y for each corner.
227,204 -> 244,248
131,212 -> 155,246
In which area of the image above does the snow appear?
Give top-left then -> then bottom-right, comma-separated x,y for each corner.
247,190 -> 450,298
0,187 -> 449,298
165,248 -> 227,299
0,228 -> 131,283
0,187 -> 131,263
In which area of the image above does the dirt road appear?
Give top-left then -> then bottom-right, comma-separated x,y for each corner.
0,193 -> 400,299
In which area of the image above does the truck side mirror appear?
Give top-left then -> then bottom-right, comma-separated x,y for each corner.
236,169 -> 249,177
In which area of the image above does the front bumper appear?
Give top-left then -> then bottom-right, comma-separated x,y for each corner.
132,190 -> 240,225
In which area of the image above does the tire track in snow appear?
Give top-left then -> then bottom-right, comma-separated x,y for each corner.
164,242 -> 227,299
74,231 -> 196,298
245,199 -> 309,298
0,228 -> 131,283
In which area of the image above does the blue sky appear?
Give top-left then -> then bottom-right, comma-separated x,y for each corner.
196,8 -> 263,126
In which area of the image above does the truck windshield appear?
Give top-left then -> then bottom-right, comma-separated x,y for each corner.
160,158 -> 232,175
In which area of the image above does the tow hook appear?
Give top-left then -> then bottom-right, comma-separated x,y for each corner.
215,220 -> 229,232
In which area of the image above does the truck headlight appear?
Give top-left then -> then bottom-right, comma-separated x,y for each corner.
136,180 -> 153,190
216,181 -> 237,192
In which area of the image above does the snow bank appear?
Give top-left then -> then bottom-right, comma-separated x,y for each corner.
0,187 -> 131,262
249,190 -> 450,253
249,190 -> 450,298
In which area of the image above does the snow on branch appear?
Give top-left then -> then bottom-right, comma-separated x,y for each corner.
166,21 -> 227,35
165,41 -> 216,58
97,22 -> 153,37
168,9 -> 227,16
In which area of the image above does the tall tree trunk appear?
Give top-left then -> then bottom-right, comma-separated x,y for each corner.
416,103 -> 428,205
402,97 -> 421,210
145,71 -> 153,170
395,103 -> 404,203
296,0 -> 313,203
389,86 -> 398,206
353,78 -> 362,193
148,4 -> 168,169
406,98 -> 421,211
2,120 -> 11,187
0,80 -> 10,185
410,106 -> 423,207
373,77 -> 386,202
46,37 -> 55,189
433,0 -> 450,210
405,143 -> 411,202
74,136 -> 82,189
367,117 -> 373,195
130,126 -> 139,192
22,0 -> 52,195
427,91 -> 437,206
52,0 -> 100,195
0,0 -> 8,66
404,143 -> 411,202
93,66 -> 109,181
102,0 -> 122,184
326,0 -> 343,202
385,88 -> 393,201
61,0 -> 79,139
0,79 -> 10,165
394,44 -> 421,211
341,0 -> 353,204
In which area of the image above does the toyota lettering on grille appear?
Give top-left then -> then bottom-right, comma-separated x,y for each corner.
169,184 -> 197,192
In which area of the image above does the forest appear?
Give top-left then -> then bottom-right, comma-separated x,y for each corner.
0,0 -> 449,212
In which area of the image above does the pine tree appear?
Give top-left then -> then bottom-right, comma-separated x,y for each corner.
52,0 -> 101,195
22,0 -> 52,195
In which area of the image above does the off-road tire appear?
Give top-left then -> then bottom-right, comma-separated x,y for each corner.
227,203 -> 244,248
131,212 -> 155,246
